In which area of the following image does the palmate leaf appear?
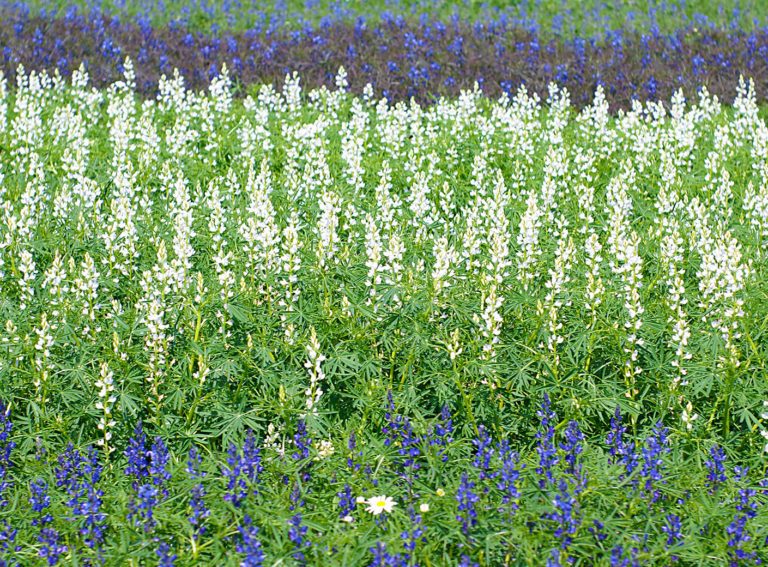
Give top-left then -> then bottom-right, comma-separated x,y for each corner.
211,358 -> 241,382
119,389 -> 143,422
226,301 -> 251,324
207,406 -> 263,448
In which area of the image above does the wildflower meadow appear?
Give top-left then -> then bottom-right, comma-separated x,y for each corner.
1,1 -> 768,566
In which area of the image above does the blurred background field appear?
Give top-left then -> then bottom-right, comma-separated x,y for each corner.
20,0 -> 768,36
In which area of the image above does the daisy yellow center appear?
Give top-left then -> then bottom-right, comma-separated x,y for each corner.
377,500 -> 386,507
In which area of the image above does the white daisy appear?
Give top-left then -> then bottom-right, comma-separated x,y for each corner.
365,495 -> 397,515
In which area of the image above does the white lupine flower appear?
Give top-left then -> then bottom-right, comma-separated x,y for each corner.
316,186 -> 341,269
446,329 -> 463,361
541,223 -> 575,359
279,211 -> 302,345
17,249 -> 37,311
240,159 -> 281,295
94,361 -> 116,453
695,227 -> 750,367
314,440 -> 334,460
303,327 -> 326,417
334,66 -> 349,91
0,71 -> 7,133
759,401 -> 768,453
583,234 -> 605,319
363,213 -> 384,306
681,402 -> 698,431
74,252 -> 100,325
408,171 -> 435,244
170,173 -> 196,294
612,231 -> 644,395
33,312 -> 54,396
743,179 -> 768,238
516,190 -> 542,291
382,233 -> 406,306
41,249 -> 68,307
431,235 -> 458,297
460,200 -> 484,275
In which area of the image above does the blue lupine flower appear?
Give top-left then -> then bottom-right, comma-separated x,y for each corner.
132,484 -> 159,532
30,479 -> 66,565
0,407 -> 15,562
609,541 -> 643,567
589,519 -> 607,541
337,484 -> 356,521
288,513 -> 311,563
496,439 -> 520,519
125,425 -> 170,532
400,505 -> 427,563
560,420 -> 586,491
662,514 -> 682,561
606,408 -> 639,483
544,478 -> 581,558
456,473 -> 479,537
38,527 -> 67,566
535,394 -> 559,488
395,416 -> 421,487
726,471 -> 759,565
289,481 -> 305,511
155,541 -> 176,567
0,402 -> 13,508
609,545 -> 627,567
124,422 -> 149,491
223,431 -> 263,508
640,422 -> 669,503
0,519 -> 18,563
472,425 -> 495,483
704,445 -> 727,492
223,442 -> 247,507
55,444 -> 106,551
429,405 -> 454,462
458,555 -> 479,567
347,432 -> 362,471
35,437 -> 46,462
79,447 -> 107,550
382,393 -> 422,487
30,479 -> 53,527
186,448 -> 209,536
237,516 -> 265,567
149,437 -> 171,499
293,421 -> 312,472
55,443 -> 86,520
369,542 -> 406,567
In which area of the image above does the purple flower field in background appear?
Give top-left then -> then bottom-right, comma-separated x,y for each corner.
1,3 -> 768,108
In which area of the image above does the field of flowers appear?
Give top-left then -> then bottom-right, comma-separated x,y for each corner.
1,1 -> 768,566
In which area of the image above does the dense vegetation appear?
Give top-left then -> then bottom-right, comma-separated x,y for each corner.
0,1 -> 768,565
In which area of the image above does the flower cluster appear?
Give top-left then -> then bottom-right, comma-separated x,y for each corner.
222,430 -> 263,508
